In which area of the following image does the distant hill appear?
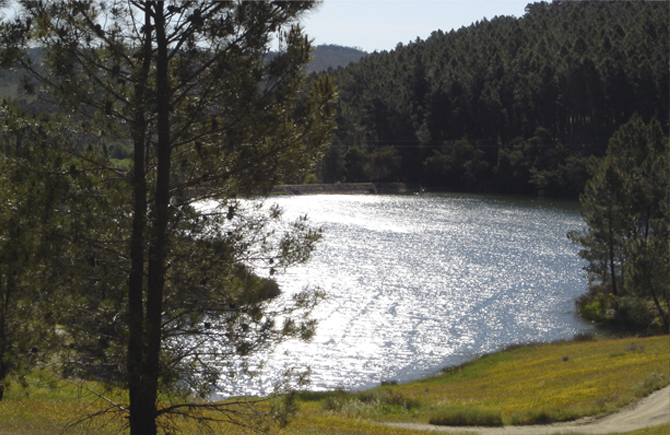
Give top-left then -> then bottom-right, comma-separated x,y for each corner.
0,44 -> 366,99
307,44 -> 368,73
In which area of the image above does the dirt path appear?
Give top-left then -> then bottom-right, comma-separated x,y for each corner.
385,385 -> 670,434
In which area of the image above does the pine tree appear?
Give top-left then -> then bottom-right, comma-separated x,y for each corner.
569,114 -> 669,331
1,1 -> 335,433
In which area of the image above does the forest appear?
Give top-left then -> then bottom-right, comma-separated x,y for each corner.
315,0 -> 668,197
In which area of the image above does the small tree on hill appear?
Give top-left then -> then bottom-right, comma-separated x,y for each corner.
0,1 -> 335,433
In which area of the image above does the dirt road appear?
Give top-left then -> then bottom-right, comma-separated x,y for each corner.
385,385 -> 670,434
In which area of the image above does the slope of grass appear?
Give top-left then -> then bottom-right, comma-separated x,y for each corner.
297,335 -> 669,427
0,335 -> 667,434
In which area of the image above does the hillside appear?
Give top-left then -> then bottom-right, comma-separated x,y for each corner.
2,335 -> 667,434
0,44 -> 367,97
307,44 -> 368,73
316,1 -> 669,196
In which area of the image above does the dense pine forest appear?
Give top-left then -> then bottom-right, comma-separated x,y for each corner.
315,1 -> 668,197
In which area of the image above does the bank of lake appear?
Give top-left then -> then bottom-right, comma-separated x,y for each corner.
1,334 -> 668,434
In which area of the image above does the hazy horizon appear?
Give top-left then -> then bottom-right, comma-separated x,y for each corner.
301,0 -> 529,53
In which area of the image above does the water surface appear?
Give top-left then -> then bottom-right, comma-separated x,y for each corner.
220,193 -> 594,396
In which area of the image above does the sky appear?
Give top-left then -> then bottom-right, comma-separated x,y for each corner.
300,0 -> 530,53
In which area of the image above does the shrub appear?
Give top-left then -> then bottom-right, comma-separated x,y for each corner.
428,405 -> 503,426
303,173 -> 318,184
577,292 -> 613,323
613,296 -> 664,334
508,408 -> 581,425
572,332 -> 596,342
322,389 -> 421,417
357,390 -> 420,411
321,393 -> 349,412
633,374 -> 667,398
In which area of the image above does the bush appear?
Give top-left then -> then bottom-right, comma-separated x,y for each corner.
576,288 -> 665,333
108,142 -> 132,159
322,389 -> 421,416
428,405 -> 503,426
508,408 -> 580,425
303,173 -> 318,184
612,296 -> 664,334
632,374 -> 667,398
322,394 -> 348,412
576,290 -> 613,323
572,332 -> 596,342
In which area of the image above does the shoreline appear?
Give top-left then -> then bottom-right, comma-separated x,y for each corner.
273,182 -> 422,195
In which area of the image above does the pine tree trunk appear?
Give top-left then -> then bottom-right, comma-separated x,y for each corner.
129,3 -> 172,434
128,4 -> 159,434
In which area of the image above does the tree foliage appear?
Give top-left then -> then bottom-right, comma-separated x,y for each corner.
0,1 -> 335,433
569,114 -> 669,333
423,139 -> 488,191
0,108 -> 69,400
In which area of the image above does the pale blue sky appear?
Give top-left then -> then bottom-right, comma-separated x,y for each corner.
301,0 -> 530,52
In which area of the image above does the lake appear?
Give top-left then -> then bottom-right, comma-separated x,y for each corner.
217,192 -> 596,397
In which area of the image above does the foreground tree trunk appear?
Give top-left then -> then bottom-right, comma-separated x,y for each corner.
127,3 -> 171,434
128,3 -> 172,434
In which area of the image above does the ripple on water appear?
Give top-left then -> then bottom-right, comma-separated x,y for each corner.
215,193 -> 595,397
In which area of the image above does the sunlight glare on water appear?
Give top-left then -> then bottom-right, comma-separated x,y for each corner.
219,193 -> 595,397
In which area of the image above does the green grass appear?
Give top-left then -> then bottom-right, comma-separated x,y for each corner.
0,335 -> 668,434
295,334 -> 669,430
394,335 -> 669,425
0,372 -> 127,434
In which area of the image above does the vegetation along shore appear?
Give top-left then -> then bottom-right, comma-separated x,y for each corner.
0,334 -> 667,434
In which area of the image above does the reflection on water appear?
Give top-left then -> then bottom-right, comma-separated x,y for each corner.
219,193 -> 594,397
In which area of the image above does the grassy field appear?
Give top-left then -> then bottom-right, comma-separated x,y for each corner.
1,335 -> 668,434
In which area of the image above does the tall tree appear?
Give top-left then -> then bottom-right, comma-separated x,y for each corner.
569,114 -> 669,331
1,1 -> 335,433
